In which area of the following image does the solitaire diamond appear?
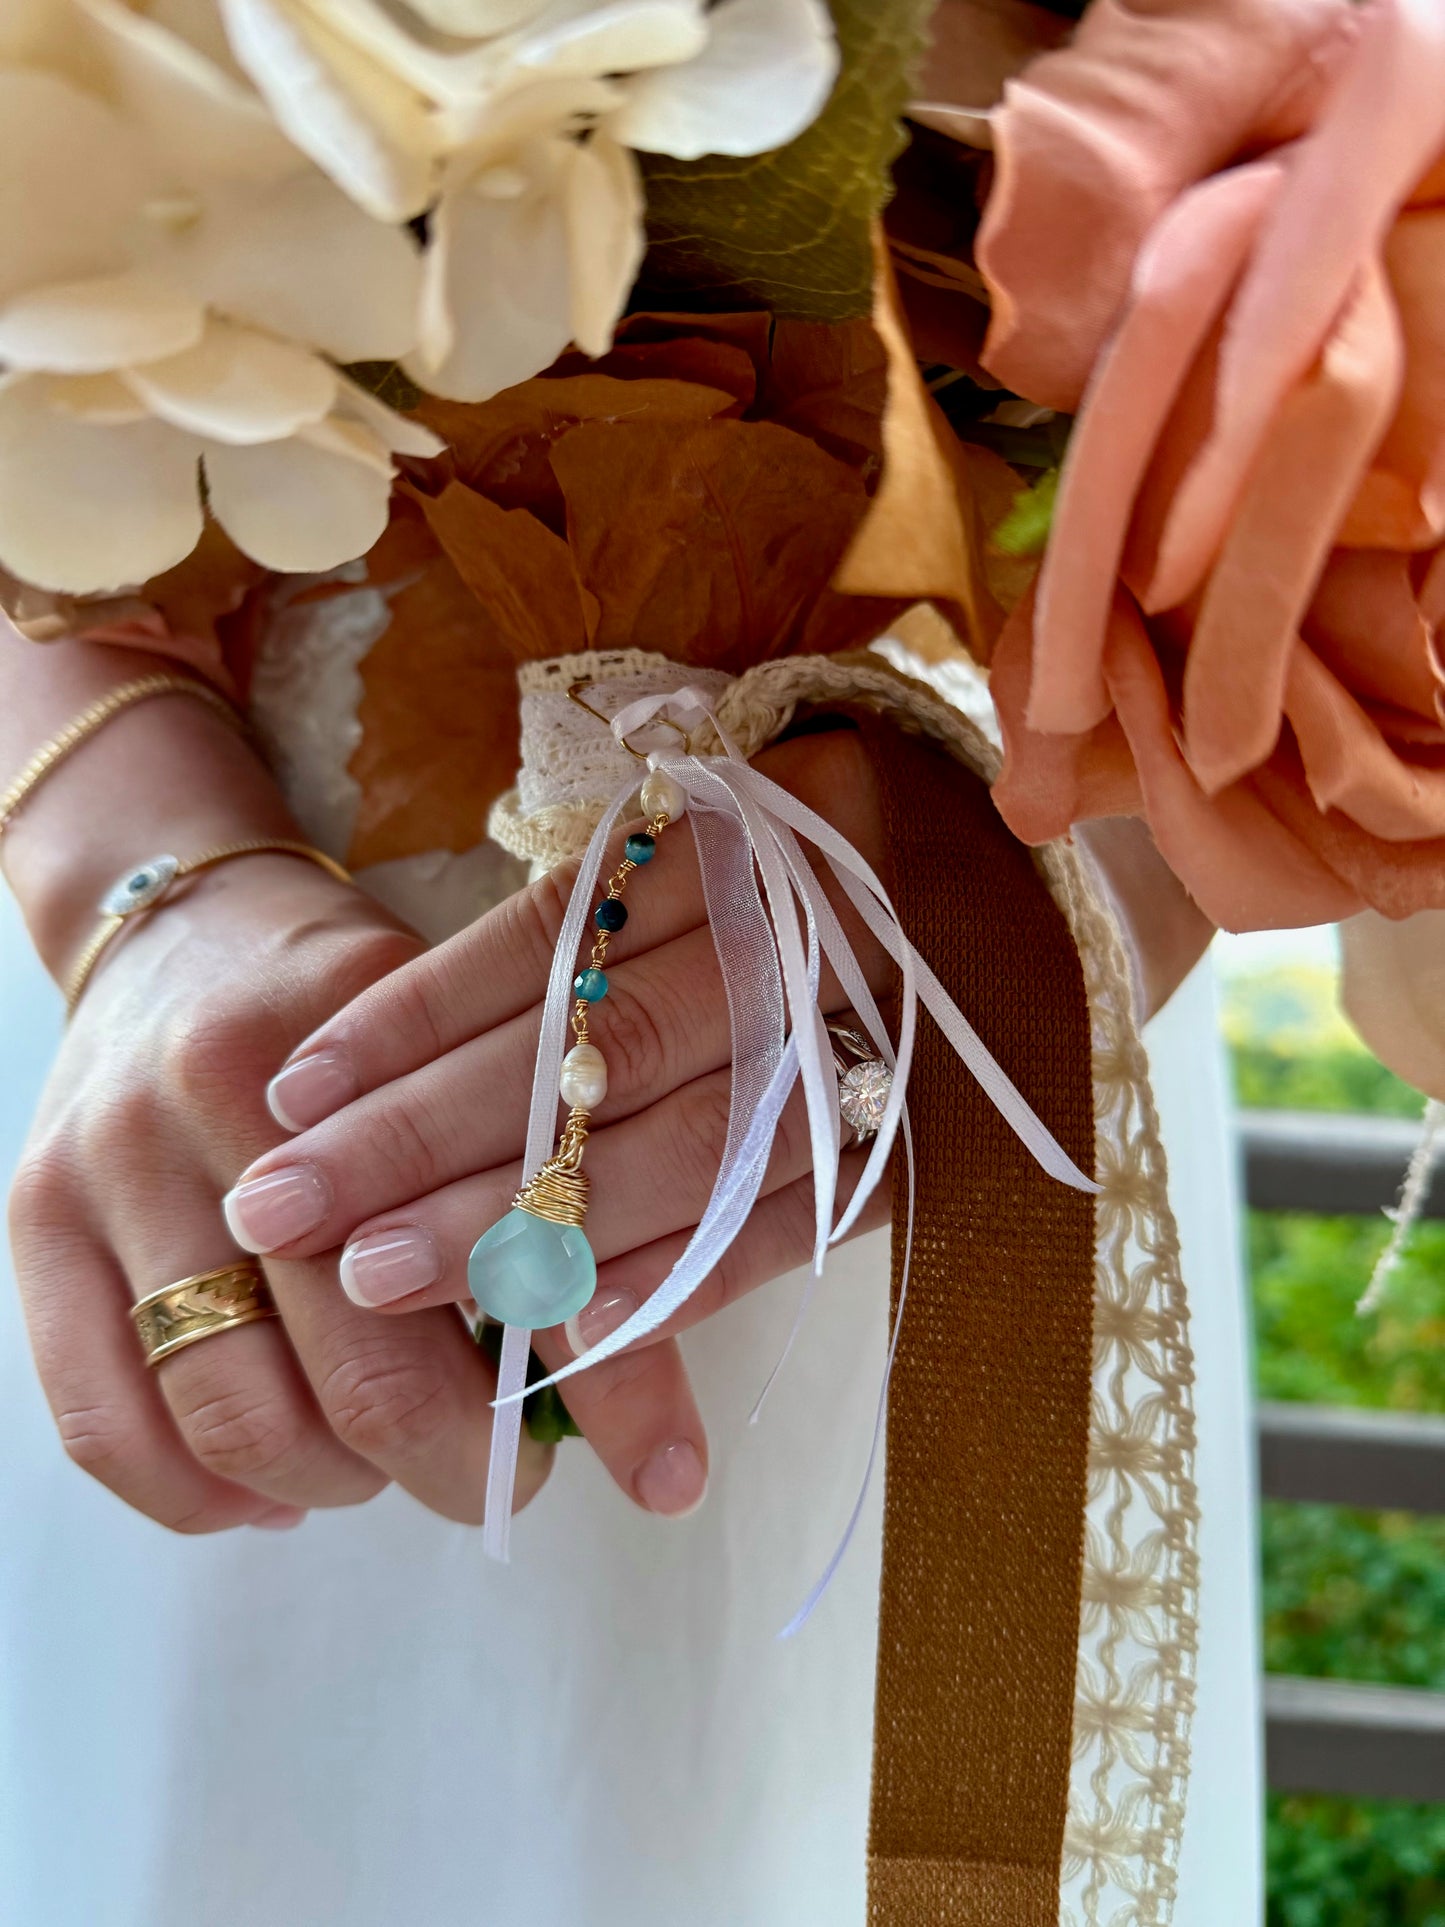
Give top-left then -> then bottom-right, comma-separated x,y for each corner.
839,1058 -> 892,1142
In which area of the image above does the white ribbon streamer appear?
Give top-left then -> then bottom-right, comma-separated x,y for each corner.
481,691 -> 1098,1612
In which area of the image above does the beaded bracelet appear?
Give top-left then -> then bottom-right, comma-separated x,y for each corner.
467,765 -> 687,1330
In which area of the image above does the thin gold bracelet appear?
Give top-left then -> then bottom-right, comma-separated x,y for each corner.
0,673 -> 243,839
64,840 -> 353,1016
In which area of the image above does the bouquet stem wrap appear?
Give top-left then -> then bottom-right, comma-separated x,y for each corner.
481,667 -> 1097,1589
865,717 -> 1096,1925
488,649 -> 1199,1925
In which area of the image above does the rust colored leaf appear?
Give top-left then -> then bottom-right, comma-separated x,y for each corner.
348,529 -> 522,868
413,374 -> 741,532
763,318 -> 889,474
389,308 -> 901,673
555,310 -> 774,402
416,480 -> 600,661
835,237 -> 991,647
147,521 -> 269,684
550,417 -> 894,671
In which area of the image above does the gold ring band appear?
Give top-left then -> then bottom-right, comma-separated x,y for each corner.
131,1262 -> 278,1368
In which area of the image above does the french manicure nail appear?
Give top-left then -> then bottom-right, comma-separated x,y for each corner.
267,1050 -> 356,1131
635,1439 -> 707,1519
340,1227 -> 441,1307
223,1165 -> 329,1253
564,1288 -> 639,1358
251,1506 -> 307,1531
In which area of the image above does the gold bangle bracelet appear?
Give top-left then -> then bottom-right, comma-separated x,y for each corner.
64,839 -> 353,1016
0,673 -> 243,838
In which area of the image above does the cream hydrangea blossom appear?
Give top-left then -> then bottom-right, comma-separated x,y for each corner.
0,2 -> 437,595
129,0 -> 842,399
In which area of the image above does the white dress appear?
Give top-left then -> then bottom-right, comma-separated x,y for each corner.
0,753 -> 1261,1925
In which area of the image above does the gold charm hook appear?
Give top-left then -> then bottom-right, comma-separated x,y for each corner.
567,680 -> 692,761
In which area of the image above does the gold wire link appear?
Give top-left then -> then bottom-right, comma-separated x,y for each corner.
548,803 -> 678,1207
514,1108 -> 592,1227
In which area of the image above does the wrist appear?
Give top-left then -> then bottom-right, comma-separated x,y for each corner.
3,694 -> 306,986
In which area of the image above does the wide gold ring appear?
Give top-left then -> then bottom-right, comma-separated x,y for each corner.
131,1261 -> 278,1368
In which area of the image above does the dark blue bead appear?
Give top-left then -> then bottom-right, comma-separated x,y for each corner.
594,898 -> 627,932
574,968 -> 609,1002
625,833 -> 656,865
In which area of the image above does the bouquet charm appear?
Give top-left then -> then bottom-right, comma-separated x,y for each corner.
474,667 -> 1100,1613
469,705 -> 683,1330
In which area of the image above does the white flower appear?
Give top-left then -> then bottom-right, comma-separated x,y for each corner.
0,9 -> 437,593
132,0 -> 841,400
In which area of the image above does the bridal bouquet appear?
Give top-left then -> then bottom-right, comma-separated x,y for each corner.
5,0 -> 1440,999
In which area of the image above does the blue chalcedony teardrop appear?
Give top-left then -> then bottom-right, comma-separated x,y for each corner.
468,1207 -> 596,1328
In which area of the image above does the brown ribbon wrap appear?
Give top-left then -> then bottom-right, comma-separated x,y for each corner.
863,719 -> 1097,1925
484,647 -> 1190,1919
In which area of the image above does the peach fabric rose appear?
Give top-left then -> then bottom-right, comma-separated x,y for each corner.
977,0 -> 1445,933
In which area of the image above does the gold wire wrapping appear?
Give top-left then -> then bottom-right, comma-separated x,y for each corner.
514,1107 -> 592,1227
514,797 -> 674,1231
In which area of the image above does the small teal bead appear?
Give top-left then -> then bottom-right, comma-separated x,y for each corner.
468,1207 -> 596,1326
624,833 -> 656,865
594,898 -> 627,933
574,967 -> 609,1001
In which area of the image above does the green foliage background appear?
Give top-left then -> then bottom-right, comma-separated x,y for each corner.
1223,961 -> 1445,1924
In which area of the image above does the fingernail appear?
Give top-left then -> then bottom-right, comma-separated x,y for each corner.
565,1288 -> 638,1358
251,1505 -> 307,1531
223,1165 -> 329,1253
340,1227 -> 441,1307
268,1050 -> 355,1132
635,1439 -> 707,1519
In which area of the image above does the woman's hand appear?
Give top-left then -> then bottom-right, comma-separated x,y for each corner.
222,730 -> 898,1519
8,856 -> 562,1533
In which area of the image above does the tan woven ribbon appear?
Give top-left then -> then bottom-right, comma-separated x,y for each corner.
864,721 -> 1097,1925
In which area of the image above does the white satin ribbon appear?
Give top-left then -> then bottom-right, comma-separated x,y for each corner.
481,690 -> 1098,1616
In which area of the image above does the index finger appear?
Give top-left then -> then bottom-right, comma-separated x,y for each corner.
266,819 -> 710,1133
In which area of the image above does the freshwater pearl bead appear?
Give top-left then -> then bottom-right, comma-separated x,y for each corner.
640,770 -> 686,822
559,1042 -> 608,1110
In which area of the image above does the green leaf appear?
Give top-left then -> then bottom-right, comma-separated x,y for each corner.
344,360 -> 425,413
993,466 -> 1059,557
638,0 -> 935,322
474,1321 -> 583,1443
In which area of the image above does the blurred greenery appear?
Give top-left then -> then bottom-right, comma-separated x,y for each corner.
1266,1797 -> 1445,1927
1221,956 -> 1445,1923
1253,1214 -> 1445,1413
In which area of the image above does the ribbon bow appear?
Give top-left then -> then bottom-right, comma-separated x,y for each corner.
483,689 -> 1097,1629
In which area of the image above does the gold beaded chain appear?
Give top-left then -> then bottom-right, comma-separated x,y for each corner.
511,797 -> 677,1230
569,806 -> 669,1052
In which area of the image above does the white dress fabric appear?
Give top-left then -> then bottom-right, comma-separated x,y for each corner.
0,650 -> 1261,1924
